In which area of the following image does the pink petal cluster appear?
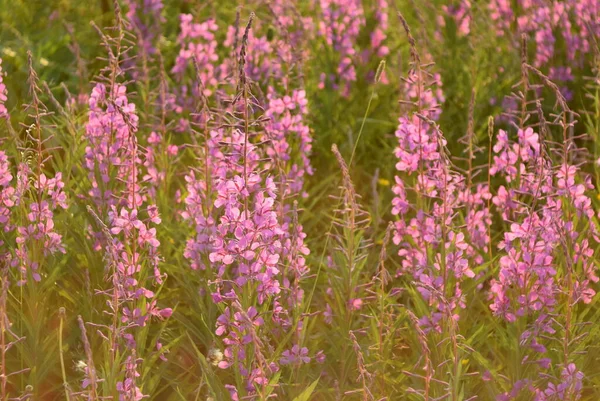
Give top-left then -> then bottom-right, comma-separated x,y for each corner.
536,363 -> 584,401
143,131 -> 174,197
280,344 -> 310,366
116,355 -> 145,401
87,81 -> 169,322
183,118 -> 311,397
368,0 -> 389,59
3,162 -> 68,285
438,0 -> 472,37
460,183 -> 492,266
124,0 -> 164,56
404,69 -> 445,121
172,15 -> 219,94
489,0 -> 600,99
487,119 -> 597,397
264,89 -> 313,198
488,125 -> 597,323
223,23 -> 284,85
392,115 -> 473,332
0,58 -> 7,119
0,151 -> 14,247
85,82 -> 171,397
268,0 -> 315,47
181,69 -> 314,396
85,84 -> 140,212
318,0 -> 365,96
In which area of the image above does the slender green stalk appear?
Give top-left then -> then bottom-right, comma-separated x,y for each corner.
58,307 -> 71,401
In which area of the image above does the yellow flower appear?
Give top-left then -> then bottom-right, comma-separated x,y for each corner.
378,178 -> 390,186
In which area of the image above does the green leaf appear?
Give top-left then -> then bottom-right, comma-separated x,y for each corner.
292,378 -> 319,401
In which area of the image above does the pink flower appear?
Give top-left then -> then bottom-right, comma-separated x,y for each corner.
0,58 -> 8,119
111,208 -> 144,235
280,345 -> 310,365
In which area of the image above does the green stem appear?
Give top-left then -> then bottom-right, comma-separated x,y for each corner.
58,308 -> 71,401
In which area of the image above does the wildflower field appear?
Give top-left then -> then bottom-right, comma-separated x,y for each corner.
1,0 -> 600,399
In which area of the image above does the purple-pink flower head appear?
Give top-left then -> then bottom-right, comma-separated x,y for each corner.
0,58 -> 8,119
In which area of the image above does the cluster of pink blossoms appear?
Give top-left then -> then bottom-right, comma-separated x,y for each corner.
391,54 -> 482,332
182,127 -> 225,271
490,0 -> 599,66
459,182 -> 492,268
370,0 -> 389,58
0,58 -> 8,119
392,114 -> 474,331
489,128 -> 551,317
0,63 -> 68,285
264,89 -> 313,198
85,82 -> 171,398
0,59 -> 69,292
488,122 -> 596,399
172,15 -> 219,94
0,152 -> 13,248
489,0 -> 600,100
268,0 -> 315,48
14,166 -> 68,285
170,12 -> 303,132
143,130 -> 178,199
437,0 -> 471,37
168,14 -> 220,133
489,126 -> 597,322
404,68 -> 445,121
0,160 -> 67,285
497,351 -> 586,400
178,17 -> 315,393
318,0 -> 365,96
85,84 -> 140,212
222,19 -> 295,86
169,10 -> 314,140
536,363 -> 584,401
124,0 -> 164,57
183,123 -> 310,399
86,81 -> 169,318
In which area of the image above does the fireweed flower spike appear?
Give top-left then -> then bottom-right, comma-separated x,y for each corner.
393,15 -> 470,330
172,14 -> 219,93
0,68 -> 16,255
185,11 -> 320,398
0,58 -> 8,119
124,0 -> 164,57
10,53 -> 69,285
318,0 -> 365,96
438,0 -> 472,37
86,81 -> 170,331
391,14 -> 477,400
182,13 -> 315,399
264,88 -> 313,199
489,0 -> 600,100
0,151 -> 14,248
82,9 -> 171,399
370,0 -> 389,58
490,59 -> 596,398
0,52 -> 70,400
